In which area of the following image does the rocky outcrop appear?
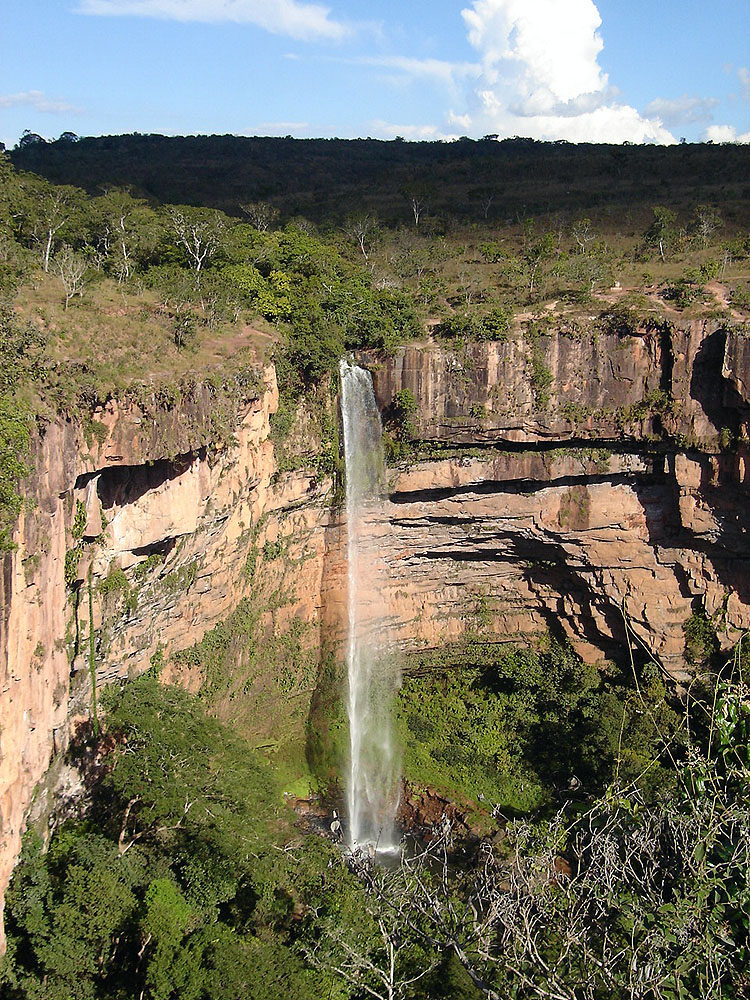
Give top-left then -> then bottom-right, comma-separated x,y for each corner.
368,323 -> 750,679
0,367 -> 338,954
723,328 -> 750,408
367,329 -> 665,443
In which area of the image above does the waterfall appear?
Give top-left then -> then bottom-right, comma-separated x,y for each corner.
340,360 -> 400,852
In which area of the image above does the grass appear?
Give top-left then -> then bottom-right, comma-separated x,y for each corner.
9,204 -> 750,430
14,272 -> 276,408
350,216 -> 750,344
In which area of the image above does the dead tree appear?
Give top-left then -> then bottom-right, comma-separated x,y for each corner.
54,244 -> 86,309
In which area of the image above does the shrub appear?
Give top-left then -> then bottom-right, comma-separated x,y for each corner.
684,608 -> 719,665
597,303 -> 642,337
661,277 -> 705,309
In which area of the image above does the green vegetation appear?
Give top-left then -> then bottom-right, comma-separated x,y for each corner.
684,606 -> 721,666
383,387 -> 418,462
3,638 -> 748,1000
133,551 -> 164,580
162,560 -> 198,594
0,673 -> 361,1000
436,302 -> 512,342
63,500 -> 88,588
522,317 -> 555,408
87,570 -> 98,737
168,567 -> 321,789
596,301 -> 643,337
0,303 -> 42,550
98,563 -> 137,618
397,637 -> 680,814
11,135 -> 750,233
370,665 -> 750,1000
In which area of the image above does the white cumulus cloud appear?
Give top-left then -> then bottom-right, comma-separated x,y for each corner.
738,67 -> 750,102
75,0 -> 349,42
0,90 -> 80,113
368,119 -> 459,142
456,0 -> 674,143
463,0 -> 606,109
705,124 -> 750,143
644,95 -> 719,128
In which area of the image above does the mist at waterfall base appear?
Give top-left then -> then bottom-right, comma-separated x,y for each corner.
340,360 -> 401,854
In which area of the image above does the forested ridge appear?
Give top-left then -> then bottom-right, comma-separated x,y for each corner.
10,133 -> 750,225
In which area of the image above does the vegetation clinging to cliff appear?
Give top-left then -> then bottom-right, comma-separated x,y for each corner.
0,304 -> 45,550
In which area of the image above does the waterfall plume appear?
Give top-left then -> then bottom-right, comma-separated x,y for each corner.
340,359 -> 400,852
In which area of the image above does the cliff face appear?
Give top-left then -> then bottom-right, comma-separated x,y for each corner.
0,368 -> 340,954
2,318 -> 749,952
368,323 -> 750,677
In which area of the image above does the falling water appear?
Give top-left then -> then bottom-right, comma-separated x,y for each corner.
340,359 -> 400,852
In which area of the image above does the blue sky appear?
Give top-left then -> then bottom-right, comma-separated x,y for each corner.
2,0 -> 749,148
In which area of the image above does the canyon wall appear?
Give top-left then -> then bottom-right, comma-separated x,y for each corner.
2,317 -> 750,950
0,367 -> 340,954
367,322 -> 750,676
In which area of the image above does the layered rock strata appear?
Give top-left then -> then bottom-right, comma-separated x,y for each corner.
0,368 -> 337,953
368,323 -> 750,677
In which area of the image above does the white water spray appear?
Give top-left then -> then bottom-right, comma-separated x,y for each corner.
340,360 -> 400,852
